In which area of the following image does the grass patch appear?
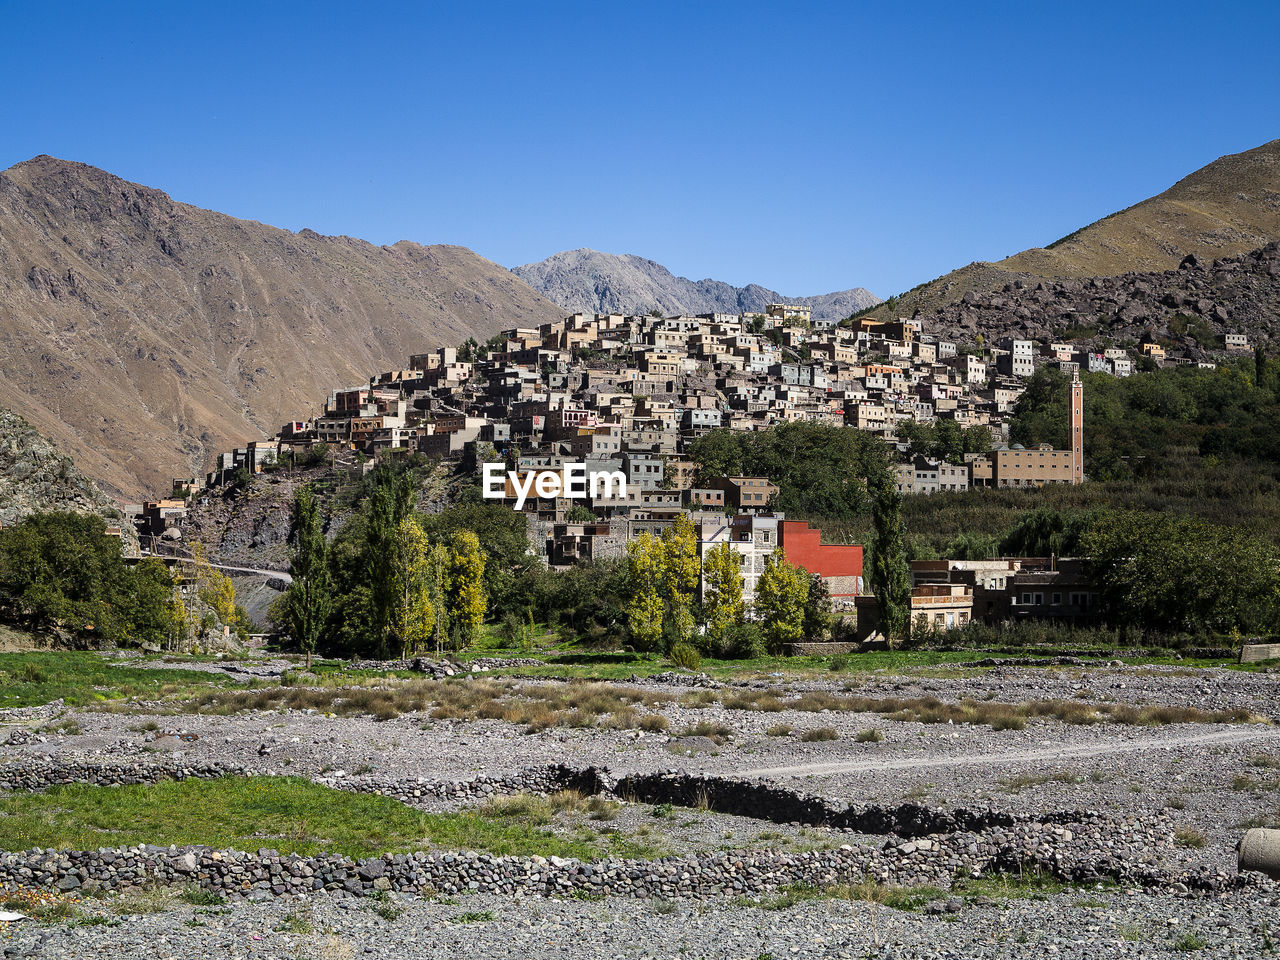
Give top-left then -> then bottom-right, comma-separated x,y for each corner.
0,776 -> 632,860
676,720 -> 733,744
999,770 -> 1083,793
0,652 -> 234,709
0,886 -> 81,921
744,881 -> 945,912
855,728 -> 884,743
1174,827 -> 1208,849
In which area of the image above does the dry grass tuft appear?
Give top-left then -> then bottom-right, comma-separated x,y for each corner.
799,727 -> 839,742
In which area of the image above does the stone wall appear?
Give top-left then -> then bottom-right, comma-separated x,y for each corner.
0,758 -> 1252,901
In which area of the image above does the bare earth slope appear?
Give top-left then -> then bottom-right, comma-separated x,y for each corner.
0,156 -> 563,499
513,248 -> 880,323
866,138 -> 1280,320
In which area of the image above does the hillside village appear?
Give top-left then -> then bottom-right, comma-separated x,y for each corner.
125,303 -> 1255,640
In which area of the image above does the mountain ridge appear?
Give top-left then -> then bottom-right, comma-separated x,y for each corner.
0,155 -> 563,500
864,139 -> 1280,322
512,248 -> 880,323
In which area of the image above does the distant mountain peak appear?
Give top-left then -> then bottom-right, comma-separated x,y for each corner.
513,249 -> 879,323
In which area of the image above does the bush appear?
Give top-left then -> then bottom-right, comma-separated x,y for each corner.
855,728 -> 884,743
638,714 -> 670,733
668,643 -> 702,671
800,727 -> 839,742
720,622 -> 766,659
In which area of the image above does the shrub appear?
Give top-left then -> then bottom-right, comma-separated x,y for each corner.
638,714 -> 670,732
800,727 -> 839,742
766,724 -> 792,737
668,643 -> 702,671
855,728 -> 884,743
1174,827 -> 1207,849
678,720 -> 733,744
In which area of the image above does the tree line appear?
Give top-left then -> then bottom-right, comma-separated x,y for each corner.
0,513 -> 248,649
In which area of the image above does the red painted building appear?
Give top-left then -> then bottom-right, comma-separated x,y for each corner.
778,520 -> 864,596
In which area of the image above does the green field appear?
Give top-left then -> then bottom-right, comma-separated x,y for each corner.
0,776 -> 652,860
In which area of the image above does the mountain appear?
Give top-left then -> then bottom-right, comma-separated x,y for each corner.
865,139 -> 1280,322
0,156 -> 563,500
912,242 -> 1280,352
512,249 -> 879,324
0,408 -> 138,552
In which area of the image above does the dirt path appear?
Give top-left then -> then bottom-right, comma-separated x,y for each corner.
742,725 -> 1280,778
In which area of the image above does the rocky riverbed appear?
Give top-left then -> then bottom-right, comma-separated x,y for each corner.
0,656 -> 1277,957
4,885 -> 1278,959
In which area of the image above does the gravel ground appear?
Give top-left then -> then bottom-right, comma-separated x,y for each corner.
6,663 -> 1275,862
2,661 -> 1278,956
4,886 -> 1278,959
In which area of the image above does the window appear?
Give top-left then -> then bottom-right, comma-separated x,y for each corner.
1052,593 -> 1061,605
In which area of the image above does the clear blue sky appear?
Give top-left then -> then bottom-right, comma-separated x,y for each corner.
2,0 -> 1277,297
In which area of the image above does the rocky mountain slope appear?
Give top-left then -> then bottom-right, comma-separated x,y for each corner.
513,249 -> 879,323
919,242 -> 1280,353
864,139 -> 1280,322
0,156 -> 564,499
0,408 -> 137,551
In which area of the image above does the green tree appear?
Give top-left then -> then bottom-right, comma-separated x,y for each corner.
129,558 -> 185,650
1082,511 -> 1280,635
446,530 -> 486,650
754,548 -> 808,652
0,513 -> 170,647
701,541 -> 744,651
364,466 -> 416,655
284,485 -> 331,668
802,573 -> 833,640
565,504 -> 596,523
625,532 -> 664,651
389,517 -> 435,658
659,514 -> 699,648
868,468 -> 912,647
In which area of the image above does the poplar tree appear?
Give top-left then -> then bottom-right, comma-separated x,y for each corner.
659,514 -> 699,647
701,541 -> 744,649
446,530 -> 487,649
285,485 -> 331,668
389,517 -> 434,658
868,467 -> 912,647
365,467 -> 415,656
625,532 -> 664,651
754,547 -> 807,652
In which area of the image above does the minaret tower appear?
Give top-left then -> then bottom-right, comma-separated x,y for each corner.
1070,370 -> 1084,484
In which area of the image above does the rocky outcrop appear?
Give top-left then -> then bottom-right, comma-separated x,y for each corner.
917,242 -> 1280,352
0,408 -> 137,551
513,249 -> 879,325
